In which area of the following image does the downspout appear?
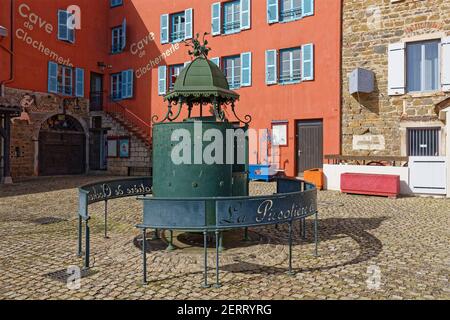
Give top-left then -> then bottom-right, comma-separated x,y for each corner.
446,109 -> 450,198
0,0 -> 15,97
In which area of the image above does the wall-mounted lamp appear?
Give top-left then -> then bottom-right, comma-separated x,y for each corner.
0,26 -> 8,38
97,62 -> 113,72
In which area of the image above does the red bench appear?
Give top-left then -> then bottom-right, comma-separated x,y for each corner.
341,173 -> 400,198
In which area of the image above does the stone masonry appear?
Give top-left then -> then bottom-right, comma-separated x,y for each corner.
96,112 -> 151,176
0,87 -> 89,178
342,0 -> 450,156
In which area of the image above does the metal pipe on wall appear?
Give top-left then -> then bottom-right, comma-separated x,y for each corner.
0,0 -> 15,97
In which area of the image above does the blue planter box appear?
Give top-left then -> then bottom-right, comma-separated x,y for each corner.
249,164 -> 276,181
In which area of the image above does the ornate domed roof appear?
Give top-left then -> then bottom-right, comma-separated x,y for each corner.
164,56 -> 239,102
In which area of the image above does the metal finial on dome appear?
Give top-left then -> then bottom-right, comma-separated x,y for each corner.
184,32 -> 211,58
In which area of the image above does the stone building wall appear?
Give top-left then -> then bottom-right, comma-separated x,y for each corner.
342,0 -> 450,156
1,87 -> 89,178
93,111 -> 151,176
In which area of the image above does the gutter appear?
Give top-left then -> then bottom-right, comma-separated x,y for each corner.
0,0 -> 15,97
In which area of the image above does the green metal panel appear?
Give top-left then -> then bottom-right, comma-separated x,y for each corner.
153,120 -> 235,198
232,172 -> 249,196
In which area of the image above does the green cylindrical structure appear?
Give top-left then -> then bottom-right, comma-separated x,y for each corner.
151,48 -> 251,200
152,119 -> 236,198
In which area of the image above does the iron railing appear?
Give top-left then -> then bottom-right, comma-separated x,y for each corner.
170,31 -> 185,42
223,21 -> 240,33
228,79 -> 241,89
407,128 -> 440,156
279,73 -> 301,84
280,8 -> 302,21
106,97 -> 152,142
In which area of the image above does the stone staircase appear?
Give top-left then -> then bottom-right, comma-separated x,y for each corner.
106,111 -> 151,147
93,110 -> 152,176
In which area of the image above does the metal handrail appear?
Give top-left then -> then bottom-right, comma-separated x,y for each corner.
106,97 -> 152,141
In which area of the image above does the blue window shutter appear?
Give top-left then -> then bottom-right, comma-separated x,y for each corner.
122,18 -> 127,50
267,0 -> 279,24
240,0 -> 251,30
110,0 -> 123,7
128,70 -> 134,98
68,12 -> 75,43
121,71 -> 126,98
158,66 -> 167,95
241,52 -> 252,87
48,61 -> 58,93
75,68 -> 84,97
265,49 -> 277,85
184,8 -> 193,40
58,10 -> 68,41
301,43 -> 314,81
121,69 -> 133,98
210,57 -> 220,67
160,14 -> 169,44
211,3 -> 221,36
302,0 -> 314,17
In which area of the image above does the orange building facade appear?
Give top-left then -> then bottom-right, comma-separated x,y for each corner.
0,0 -> 341,180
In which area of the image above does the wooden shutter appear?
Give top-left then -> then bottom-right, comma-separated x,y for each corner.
388,42 -> 406,95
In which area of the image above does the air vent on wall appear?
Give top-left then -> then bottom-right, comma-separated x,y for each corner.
349,68 -> 375,95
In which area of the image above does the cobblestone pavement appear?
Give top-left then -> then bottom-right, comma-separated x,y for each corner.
0,176 -> 449,300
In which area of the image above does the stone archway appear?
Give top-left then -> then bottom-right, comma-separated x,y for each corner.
37,114 -> 87,176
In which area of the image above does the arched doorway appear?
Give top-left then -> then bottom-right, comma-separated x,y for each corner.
39,114 -> 86,176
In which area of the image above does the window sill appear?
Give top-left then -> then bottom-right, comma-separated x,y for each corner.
58,39 -> 75,45
169,38 -> 185,44
223,29 -> 241,36
217,28 -> 251,37
279,17 -> 303,24
279,80 -> 301,86
110,50 -> 125,55
49,91 -> 74,97
404,91 -> 446,98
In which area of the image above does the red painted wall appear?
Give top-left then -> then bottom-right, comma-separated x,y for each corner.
139,0 -> 342,176
0,0 -> 109,97
1,0 -> 341,177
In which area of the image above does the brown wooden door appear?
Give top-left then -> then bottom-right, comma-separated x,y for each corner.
39,132 -> 86,176
296,120 -> 323,175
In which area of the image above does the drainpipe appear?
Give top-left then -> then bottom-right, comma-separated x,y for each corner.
446,108 -> 450,198
442,107 -> 450,198
0,0 -> 15,97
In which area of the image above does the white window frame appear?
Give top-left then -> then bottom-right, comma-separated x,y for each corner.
406,40 -> 441,93
168,64 -> 184,91
223,55 -> 241,89
279,47 -> 301,84
170,12 -> 186,43
280,0 -> 302,22
111,73 -> 122,100
111,25 -> 123,54
223,0 -> 241,34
